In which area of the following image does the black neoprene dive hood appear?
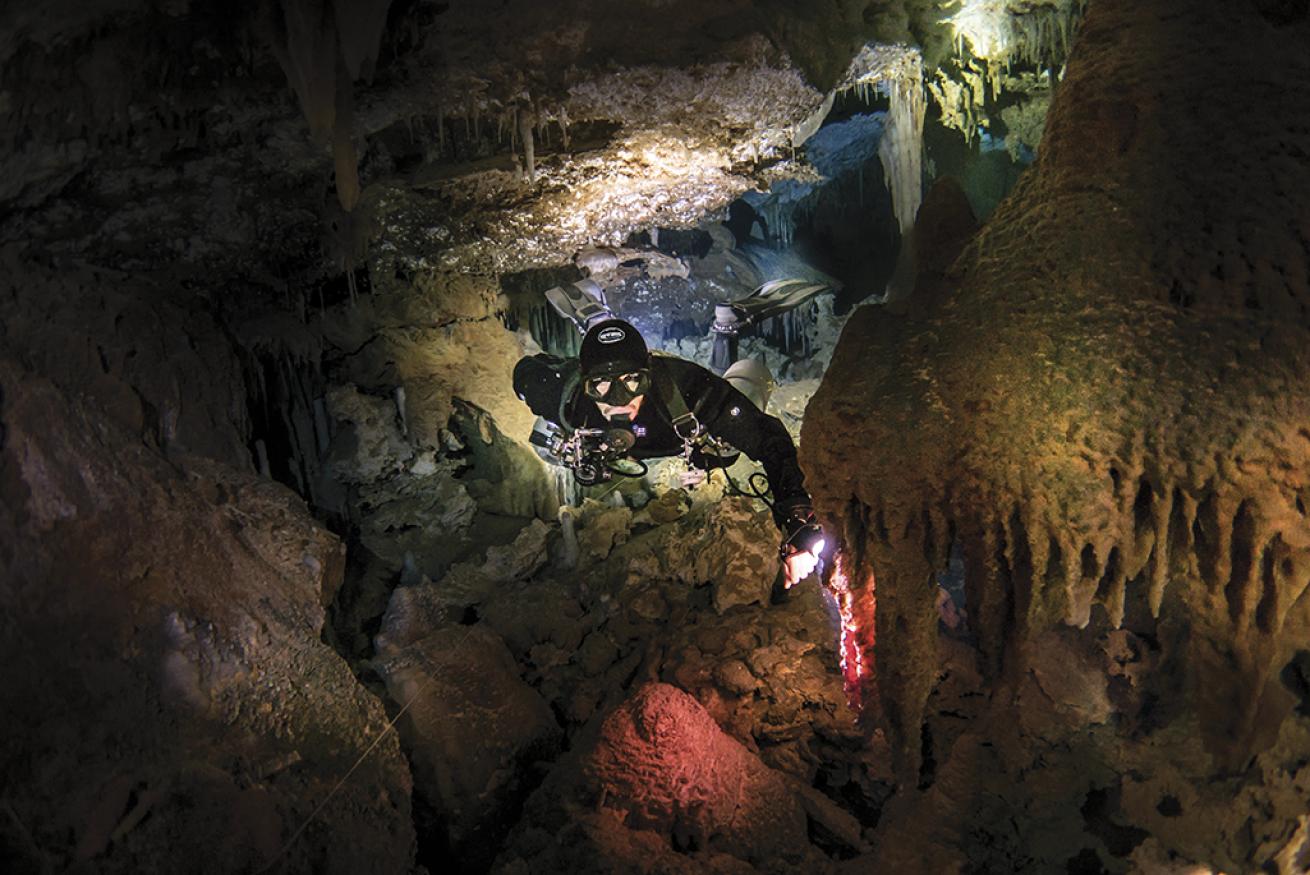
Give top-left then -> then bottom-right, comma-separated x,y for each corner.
579,319 -> 649,377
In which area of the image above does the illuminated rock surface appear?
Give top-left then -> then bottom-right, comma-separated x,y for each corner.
5,0 -> 1306,872
804,0 -> 1310,869
495,682 -> 821,873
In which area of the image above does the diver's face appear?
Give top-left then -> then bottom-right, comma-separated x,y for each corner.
598,395 -> 644,422
584,369 -> 649,422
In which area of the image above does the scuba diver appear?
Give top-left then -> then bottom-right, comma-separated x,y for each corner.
513,315 -> 826,590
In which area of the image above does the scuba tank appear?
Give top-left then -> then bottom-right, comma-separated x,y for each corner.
722,358 -> 774,412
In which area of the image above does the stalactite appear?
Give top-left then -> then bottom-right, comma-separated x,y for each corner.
332,59 -> 360,212
513,295 -> 580,357
558,505 -> 580,568
256,439 -> 272,477
394,386 -> 408,437
330,0 -> 392,82
877,53 -> 925,236
828,552 -> 876,719
262,0 -> 337,139
869,522 -> 940,780
518,105 -> 536,183
927,1 -> 1087,142
757,304 -> 817,360
313,397 -> 331,455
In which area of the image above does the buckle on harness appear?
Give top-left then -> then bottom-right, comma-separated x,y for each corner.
672,412 -> 702,442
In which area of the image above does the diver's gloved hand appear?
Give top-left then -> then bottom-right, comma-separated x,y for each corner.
778,505 -> 825,589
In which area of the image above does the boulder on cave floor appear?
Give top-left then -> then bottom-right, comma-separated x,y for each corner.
0,358 -> 414,874
494,682 -> 841,874
373,623 -> 563,869
616,497 -> 781,614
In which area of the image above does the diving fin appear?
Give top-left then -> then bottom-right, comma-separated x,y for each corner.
544,279 -> 614,334
709,278 -> 832,373
727,278 -> 832,325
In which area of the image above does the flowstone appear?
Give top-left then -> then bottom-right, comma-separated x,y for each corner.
803,0 -> 1310,869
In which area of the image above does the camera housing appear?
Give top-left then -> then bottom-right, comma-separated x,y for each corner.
531,420 -> 637,485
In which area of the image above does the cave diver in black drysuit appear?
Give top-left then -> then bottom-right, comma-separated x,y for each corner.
513,280 -> 829,590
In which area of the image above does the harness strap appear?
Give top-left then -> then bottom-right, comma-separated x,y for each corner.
558,367 -> 583,435
651,356 -> 740,471
651,356 -> 700,440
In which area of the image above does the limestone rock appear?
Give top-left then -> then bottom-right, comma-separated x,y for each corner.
695,499 -> 780,614
575,247 -> 620,277
375,624 -> 562,868
480,580 -> 589,659
577,503 -> 635,563
1022,631 -> 1113,728
374,562 -> 499,656
587,684 -> 808,860
0,359 -> 414,874
609,497 -> 779,614
715,659 -> 759,696
326,383 -> 413,482
496,683 -> 819,873
646,487 -> 693,523
448,399 -> 559,520
322,271 -> 534,448
483,519 -> 553,582
0,250 -> 251,467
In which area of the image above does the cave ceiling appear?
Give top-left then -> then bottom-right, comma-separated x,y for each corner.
1,0 -> 1077,284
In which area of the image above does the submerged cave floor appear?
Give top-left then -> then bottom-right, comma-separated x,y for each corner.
324,460 -> 1254,874
332,485 -> 894,872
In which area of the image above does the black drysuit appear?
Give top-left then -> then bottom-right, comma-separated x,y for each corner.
523,352 -> 812,531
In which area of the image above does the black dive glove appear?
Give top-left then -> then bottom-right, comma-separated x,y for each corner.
777,503 -> 826,560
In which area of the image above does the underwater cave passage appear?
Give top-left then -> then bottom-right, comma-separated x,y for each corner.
16,2 -> 1310,873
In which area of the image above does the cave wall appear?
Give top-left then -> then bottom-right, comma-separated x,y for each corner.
0,253 -> 417,871
0,247 -> 252,466
803,0 -> 1310,868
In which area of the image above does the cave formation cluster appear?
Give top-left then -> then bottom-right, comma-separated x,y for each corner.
3,1 -> 1310,873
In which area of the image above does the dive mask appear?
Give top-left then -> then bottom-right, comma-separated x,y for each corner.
583,368 -> 650,405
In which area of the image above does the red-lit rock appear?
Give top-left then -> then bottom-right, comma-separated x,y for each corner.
496,682 -> 832,873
